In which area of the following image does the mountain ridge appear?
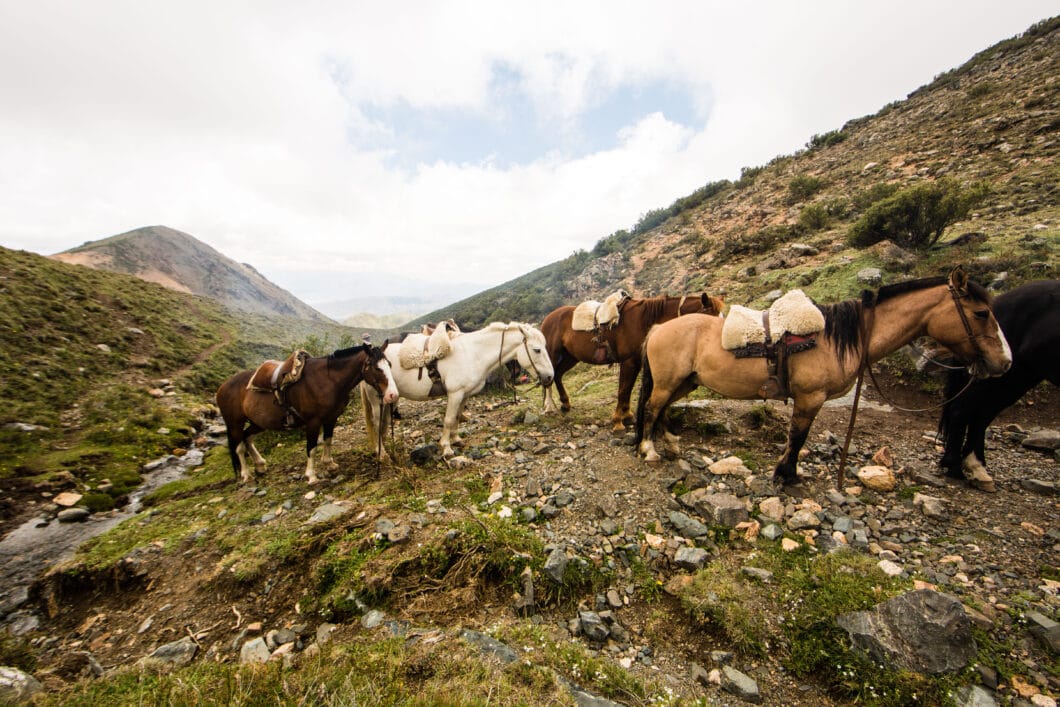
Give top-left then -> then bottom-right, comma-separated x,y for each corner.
52,225 -> 333,323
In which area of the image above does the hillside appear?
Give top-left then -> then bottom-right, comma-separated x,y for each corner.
53,225 -> 333,323
1,19 -> 1058,707
415,17 -> 1058,328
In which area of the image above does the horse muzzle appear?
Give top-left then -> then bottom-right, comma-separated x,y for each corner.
539,374 -> 554,387
968,357 -> 1010,379
383,390 -> 399,404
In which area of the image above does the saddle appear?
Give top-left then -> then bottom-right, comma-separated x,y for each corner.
398,321 -> 460,395
572,290 -> 630,364
721,290 -> 824,400
247,349 -> 310,426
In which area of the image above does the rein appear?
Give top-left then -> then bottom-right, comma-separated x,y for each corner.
836,283 -> 981,487
498,326 -> 545,404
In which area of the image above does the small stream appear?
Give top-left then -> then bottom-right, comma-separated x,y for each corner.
0,439 -> 218,635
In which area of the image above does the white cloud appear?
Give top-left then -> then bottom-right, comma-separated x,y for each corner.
0,1 -> 1053,306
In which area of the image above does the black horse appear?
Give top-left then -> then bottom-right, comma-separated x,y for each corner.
939,280 -> 1060,490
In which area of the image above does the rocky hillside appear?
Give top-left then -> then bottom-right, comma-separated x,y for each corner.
53,225 -> 333,323
416,17 -> 1058,328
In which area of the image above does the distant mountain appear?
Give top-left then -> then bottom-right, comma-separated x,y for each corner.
52,226 -> 332,322
413,17 -> 1059,328
341,311 -> 418,329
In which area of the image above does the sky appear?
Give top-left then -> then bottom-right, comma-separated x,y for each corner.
0,1 -> 1054,312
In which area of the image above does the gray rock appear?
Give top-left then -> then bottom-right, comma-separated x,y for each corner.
710,650 -> 734,665
741,567 -> 773,583
410,444 -> 443,465
1024,610 -> 1060,654
0,586 -> 30,618
543,547 -> 568,584
375,518 -> 395,535
305,502 -> 350,525
316,623 -> 337,645
832,517 -> 853,533
240,637 -> 271,664
721,665 -> 762,703
761,523 -> 784,541
857,267 -> 883,285
668,511 -> 708,538
787,509 -> 820,530
460,630 -> 519,664
57,507 -> 91,523
956,684 -> 998,707
1020,479 -> 1058,495
674,546 -> 709,571
836,589 -> 976,673
520,507 -> 537,523
148,636 -> 198,667
387,525 -> 410,543
272,628 -> 297,647
0,666 -> 42,703
1022,429 -> 1060,451
679,489 -> 748,527
361,610 -> 385,629
578,611 -> 610,642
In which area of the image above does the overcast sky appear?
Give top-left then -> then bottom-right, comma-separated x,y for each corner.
1,2 -> 1053,309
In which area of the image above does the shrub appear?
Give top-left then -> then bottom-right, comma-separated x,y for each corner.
736,165 -> 764,189
807,129 -> 848,149
786,175 -> 824,204
847,178 -> 990,249
797,203 -> 830,231
852,182 -> 900,211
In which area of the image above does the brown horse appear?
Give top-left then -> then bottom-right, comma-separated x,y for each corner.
216,344 -> 399,484
541,293 -> 724,431
635,268 -> 1012,484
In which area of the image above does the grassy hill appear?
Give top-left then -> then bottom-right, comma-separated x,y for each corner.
0,245 -> 366,504
414,17 -> 1058,329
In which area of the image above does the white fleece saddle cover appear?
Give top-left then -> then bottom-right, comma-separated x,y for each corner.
398,324 -> 456,369
571,290 -> 628,331
721,289 -> 824,350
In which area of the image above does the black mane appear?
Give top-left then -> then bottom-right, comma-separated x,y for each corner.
329,344 -> 371,360
817,275 -> 989,364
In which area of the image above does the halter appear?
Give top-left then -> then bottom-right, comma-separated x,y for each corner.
497,325 -> 547,402
836,282 -> 984,487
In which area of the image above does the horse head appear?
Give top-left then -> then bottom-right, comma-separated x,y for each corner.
514,323 -> 554,386
927,267 -> 1012,379
364,342 -> 399,403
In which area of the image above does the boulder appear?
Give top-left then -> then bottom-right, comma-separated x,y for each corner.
837,589 -> 976,674
857,465 -> 896,492
0,667 -> 42,702
147,637 -> 198,668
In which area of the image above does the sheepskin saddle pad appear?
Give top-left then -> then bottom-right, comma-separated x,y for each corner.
398,324 -> 456,370
721,289 -> 824,351
572,290 -> 629,332
248,350 -> 309,392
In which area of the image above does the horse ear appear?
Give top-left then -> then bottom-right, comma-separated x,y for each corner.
949,266 -> 968,295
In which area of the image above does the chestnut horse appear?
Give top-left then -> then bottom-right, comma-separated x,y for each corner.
216,344 -> 398,484
938,280 -> 1060,491
636,268 -> 1012,484
541,293 -> 724,431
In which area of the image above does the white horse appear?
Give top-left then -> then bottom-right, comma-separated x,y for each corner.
361,322 -> 555,460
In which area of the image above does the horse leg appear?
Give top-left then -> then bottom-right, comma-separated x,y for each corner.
611,356 -> 641,432
226,425 -> 247,482
959,411 -> 996,492
552,352 -> 577,413
243,424 -> 267,481
304,425 -> 322,484
321,420 -> 339,470
440,391 -> 467,458
658,378 -> 699,455
775,392 -> 825,484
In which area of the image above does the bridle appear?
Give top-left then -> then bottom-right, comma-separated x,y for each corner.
498,325 -> 547,402
836,282 -> 984,487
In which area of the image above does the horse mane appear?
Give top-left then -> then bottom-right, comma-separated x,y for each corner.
329,344 -> 371,360
818,275 -> 989,364
640,296 -> 668,322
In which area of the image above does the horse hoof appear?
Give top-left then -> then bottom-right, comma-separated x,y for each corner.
967,475 -> 996,493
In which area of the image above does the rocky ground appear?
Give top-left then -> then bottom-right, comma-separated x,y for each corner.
2,367 -> 1058,705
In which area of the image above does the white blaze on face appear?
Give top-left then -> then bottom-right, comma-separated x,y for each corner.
378,359 -> 399,403
995,319 -> 1013,368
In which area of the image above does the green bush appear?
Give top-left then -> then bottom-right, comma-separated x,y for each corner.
807,129 -> 848,149
852,182 -> 901,211
797,203 -> 831,231
786,174 -> 824,204
847,178 -> 990,249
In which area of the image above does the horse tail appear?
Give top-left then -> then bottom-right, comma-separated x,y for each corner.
634,333 -> 655,444
360,381 -> 377,447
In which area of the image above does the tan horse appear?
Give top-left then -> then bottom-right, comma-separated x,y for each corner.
635,268 -> 1012,484
541,293 -> 724,431
216,345 -> 399,484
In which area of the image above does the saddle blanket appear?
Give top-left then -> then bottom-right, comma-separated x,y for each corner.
248,349 -> 309,391
572,290 -> 629,331
398,321 -> 459,370
721,289 -> 824,350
